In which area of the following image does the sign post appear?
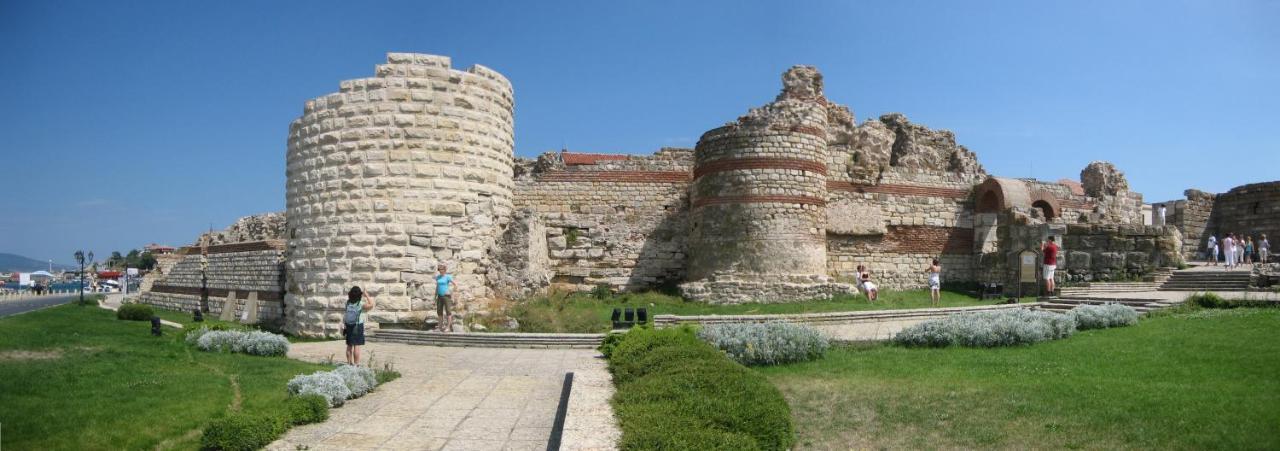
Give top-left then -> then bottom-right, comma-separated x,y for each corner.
1018,249 -> 1039,300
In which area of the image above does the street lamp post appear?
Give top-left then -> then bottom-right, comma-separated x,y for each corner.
74,250 -> 93,306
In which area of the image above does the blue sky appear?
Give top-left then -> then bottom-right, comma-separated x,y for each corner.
1,0 -> 1277,264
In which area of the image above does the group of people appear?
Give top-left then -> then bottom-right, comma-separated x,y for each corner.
854,259 -> 945,307
340,264 -> 457,365
1206,233 -> 1270,268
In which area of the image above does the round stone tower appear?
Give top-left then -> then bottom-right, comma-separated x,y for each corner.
284,53 -> 514,336
681,66 -> 852,304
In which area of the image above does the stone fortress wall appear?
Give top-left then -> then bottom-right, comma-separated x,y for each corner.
283,53 -> 515,336
140,53 -> 1186,335
1159,181 -> 1280,260
138,239 -> 287,323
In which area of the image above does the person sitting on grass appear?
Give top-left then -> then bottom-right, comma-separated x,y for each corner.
435,264 -> 458,332
855,264 -> 868,297
343,286 -> 375,366
862,271 -> 878,302
926,258 -> 942,307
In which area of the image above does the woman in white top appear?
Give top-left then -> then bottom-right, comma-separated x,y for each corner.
926,258 -> 942,307
862,271 -> 878,302
1223,234 -> 1236,269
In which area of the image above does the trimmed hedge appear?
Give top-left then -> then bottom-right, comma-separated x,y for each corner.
116,303 -> 154,321
200,413 -> 286,451
286,365 -> 380,407
697,322 -> 829,366
285,394 -> 329,426
607,326 -> 795,450
1188,292 -> 1277,309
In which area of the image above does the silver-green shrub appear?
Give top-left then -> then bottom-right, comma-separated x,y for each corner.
287,372 -> 351,407
286,365 -> 380,407
696,322 -> 829,366
334,365 -> 377,398
1068,303 -> 1139,330
195,329 -> 289,357
893,309 -> 1076,348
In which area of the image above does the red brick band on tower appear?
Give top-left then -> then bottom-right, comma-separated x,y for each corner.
693,157 -> 828,180
691,194 -> 827,208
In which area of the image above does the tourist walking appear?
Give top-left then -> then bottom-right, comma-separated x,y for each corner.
1223,233 -> 1236,269
342,286 -> 375,366
926,259 -> 942,307
1042,236 -> 1059,295
1261,234 -> 1270,264
1207,235 -> 1219,265
1244,238 -> 1254,266
435,264 -> 458,332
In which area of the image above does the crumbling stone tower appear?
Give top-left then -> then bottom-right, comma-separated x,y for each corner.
681,66 -> 853,304
284,53 -> 514,336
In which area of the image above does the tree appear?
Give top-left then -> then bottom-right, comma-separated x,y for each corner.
124,249 -> 142,268
108,251 -> 124,269
138,251 -> 157,270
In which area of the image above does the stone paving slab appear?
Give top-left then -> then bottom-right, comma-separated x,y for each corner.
269,342 -> 619,451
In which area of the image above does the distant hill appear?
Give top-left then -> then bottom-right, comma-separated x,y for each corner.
0,253 -> 76,273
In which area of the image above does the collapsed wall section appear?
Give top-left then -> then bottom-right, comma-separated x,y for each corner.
284,53 -> 514,337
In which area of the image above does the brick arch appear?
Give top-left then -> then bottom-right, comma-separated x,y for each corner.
1029,190 -> 1062,220
974,177 -> 1032,213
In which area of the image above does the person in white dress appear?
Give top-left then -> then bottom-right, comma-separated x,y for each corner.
1223,233 -> 1236,270
1207,235 -> 1219,266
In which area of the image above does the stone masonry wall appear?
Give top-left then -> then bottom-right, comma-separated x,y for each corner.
681,65 -> 850,303
513,149 -> 692,292
1060,224 -> 1182,282
1210,181 -> 1280,249
284,53 -> 514,337
138,240 -> 286,322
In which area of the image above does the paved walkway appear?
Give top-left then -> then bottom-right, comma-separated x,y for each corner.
270,342 -> 619,451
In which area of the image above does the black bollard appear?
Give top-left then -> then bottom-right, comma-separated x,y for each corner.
150,316 -> 162,336
193,308 -> 204,322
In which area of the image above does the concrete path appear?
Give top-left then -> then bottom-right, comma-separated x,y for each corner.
270,342 -> 619,451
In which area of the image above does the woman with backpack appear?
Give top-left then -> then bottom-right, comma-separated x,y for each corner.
343,286 -> 375,365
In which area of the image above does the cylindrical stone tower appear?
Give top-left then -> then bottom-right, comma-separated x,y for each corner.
681,66 -> 852,304
284,53 -> 514,336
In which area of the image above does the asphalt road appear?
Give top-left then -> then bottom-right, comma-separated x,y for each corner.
0,293 -> 85,318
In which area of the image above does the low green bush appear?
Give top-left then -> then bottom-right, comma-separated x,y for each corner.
1188,293 -> 1277,309
116,303 -> 154,321
285,394 -> 329,425
607,327 -> 795,450
200,413 -> 287,451
597,332 -> 625,359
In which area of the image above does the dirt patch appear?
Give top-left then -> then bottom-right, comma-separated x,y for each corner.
0,349 -> 63,361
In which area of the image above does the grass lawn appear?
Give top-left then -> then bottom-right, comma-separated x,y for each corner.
758,308 -> 1280,450
0,303 -> 329,450
480,289 -> 1013,333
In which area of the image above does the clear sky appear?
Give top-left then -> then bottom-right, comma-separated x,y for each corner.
1,0 -> 1277,265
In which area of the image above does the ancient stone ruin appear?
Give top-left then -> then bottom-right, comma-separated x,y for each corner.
136,53 -> 1195,337
1155,181 -> 1280,260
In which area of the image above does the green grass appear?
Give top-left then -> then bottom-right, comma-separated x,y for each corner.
481,289 -> 1011,333
758,308 -> 1280,450
0,303 -> 329,450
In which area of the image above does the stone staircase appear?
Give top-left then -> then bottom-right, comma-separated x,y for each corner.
1038,296 -> 1183,315
1158,269 -> 1253,291
371,329 -> 605,349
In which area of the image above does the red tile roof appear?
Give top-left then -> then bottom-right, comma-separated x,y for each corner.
561,151 -> 629,166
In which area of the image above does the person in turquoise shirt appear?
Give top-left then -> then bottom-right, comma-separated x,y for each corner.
435,264 -> 458,332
